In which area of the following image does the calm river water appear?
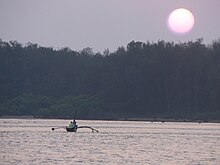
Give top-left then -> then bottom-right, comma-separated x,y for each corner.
0,119 -> 220,165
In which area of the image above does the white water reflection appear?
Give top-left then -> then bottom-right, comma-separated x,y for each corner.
0,119 -> 220,164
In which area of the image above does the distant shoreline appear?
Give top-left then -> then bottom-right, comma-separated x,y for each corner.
0,115 -> 220,123
0,115 -> 35,119
117,117 -> 220,123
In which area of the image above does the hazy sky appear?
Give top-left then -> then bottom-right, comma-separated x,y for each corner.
0,0 -> 219,52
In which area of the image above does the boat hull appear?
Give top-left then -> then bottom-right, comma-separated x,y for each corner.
66,126 -> 77,132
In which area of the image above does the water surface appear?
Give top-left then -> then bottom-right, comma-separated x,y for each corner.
0,119 -> 220,164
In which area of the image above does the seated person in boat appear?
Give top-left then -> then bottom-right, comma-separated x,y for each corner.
68,119 -> 77,129
68,121 -> 74,128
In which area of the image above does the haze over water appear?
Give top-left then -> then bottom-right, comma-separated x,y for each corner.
1,119 -> 220,164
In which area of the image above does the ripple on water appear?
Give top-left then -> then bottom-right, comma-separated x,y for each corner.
0,119 -> 220,164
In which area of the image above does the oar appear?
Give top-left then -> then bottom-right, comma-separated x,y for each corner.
51,126 -> 66,131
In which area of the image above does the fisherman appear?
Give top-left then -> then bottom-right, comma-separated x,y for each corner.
68,121 -> 74,128
73,119 -> 77,129
73,119 -> 76,125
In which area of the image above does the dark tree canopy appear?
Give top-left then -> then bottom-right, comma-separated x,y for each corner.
0,39 -> 220,121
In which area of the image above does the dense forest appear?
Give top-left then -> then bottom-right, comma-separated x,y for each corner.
0,38 -> 220,121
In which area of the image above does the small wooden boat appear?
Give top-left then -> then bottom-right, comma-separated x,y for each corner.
66,126 -> 77,132
65,125 -> 98,132
52,120 -> 98,132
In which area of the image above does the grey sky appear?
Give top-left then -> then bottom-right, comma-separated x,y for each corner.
0,0 -> 219,52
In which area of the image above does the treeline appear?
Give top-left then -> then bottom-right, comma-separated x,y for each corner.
0,39 -> 220,120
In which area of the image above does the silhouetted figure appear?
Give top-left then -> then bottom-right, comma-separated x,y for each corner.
73,119 -> 76,125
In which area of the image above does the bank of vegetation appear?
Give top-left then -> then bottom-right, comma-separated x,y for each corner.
0,39 -> 220,121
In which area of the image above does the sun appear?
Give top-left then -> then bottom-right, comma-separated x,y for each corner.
168,8 -> 195,34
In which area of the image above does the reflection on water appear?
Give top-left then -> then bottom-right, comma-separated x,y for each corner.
0,119 -> 220,165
